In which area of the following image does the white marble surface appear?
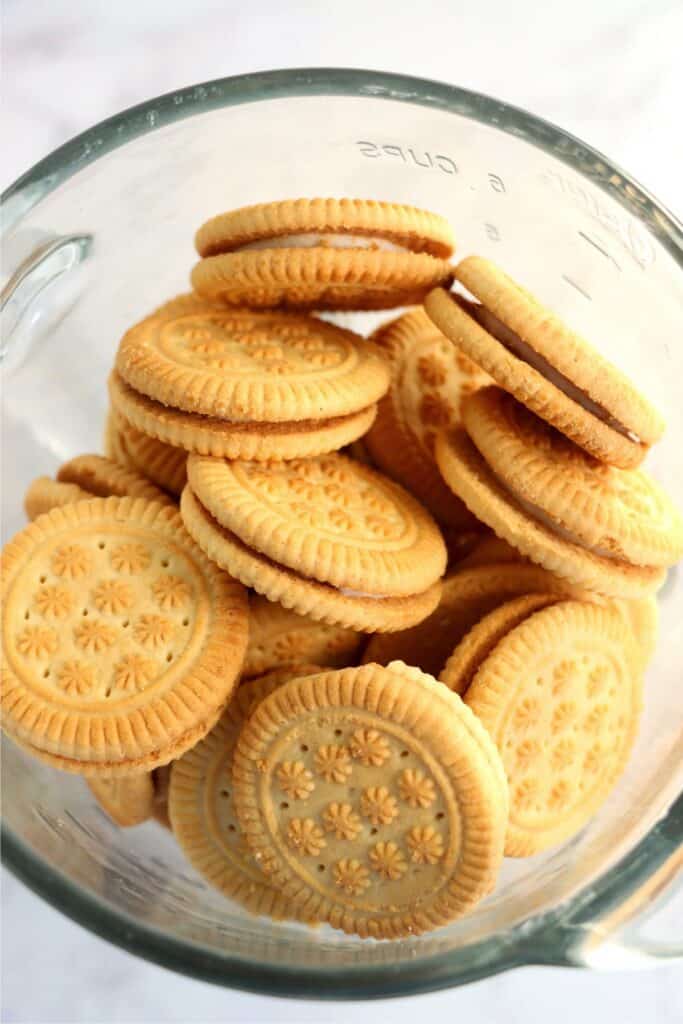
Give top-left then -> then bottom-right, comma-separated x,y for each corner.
2,0 -> 682,1021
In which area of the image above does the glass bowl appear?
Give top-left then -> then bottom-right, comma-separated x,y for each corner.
1,68 -> 682,999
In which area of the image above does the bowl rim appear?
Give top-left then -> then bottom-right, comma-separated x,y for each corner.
1,66 -> 681,998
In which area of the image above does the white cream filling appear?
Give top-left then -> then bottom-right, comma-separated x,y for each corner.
234,232 -> 410,254
337,587 -> 390,600
464,300 -> 641,445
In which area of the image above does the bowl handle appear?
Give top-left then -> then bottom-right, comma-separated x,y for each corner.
525,794 -> 683,968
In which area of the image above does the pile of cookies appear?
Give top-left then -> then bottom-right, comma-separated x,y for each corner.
2,198 -> 682,941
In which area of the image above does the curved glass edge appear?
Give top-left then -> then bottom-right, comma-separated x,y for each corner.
3,793 -> 681,997
0,67 -> 681,995
1,68 -> 681,265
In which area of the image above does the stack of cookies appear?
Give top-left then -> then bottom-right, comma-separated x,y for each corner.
3,198 -> 681,941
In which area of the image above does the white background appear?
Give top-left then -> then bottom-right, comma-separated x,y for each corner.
2,1 -> 682,1021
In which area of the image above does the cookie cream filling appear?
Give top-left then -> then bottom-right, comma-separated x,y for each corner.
462,299 -> 641,445
336,587 -> 389,599
233,232 -> 411,254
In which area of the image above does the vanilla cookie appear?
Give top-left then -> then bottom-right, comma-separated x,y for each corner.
363,562 -> 582,677
465,601 -> 643,855
463,387 -> 683,568
365,308 -> 487,527
425,256 -> 665,468
439,593 -> 560,696
58,453 -> 172,506
88,772 -> 155,827
0,497 -> 248,775
25,478 -> 92,521
243,595 -> 362,679
232,663 -> 507,938
107,414 -> 187,497
169,665 -> 322,916
192,198 -> 455,311
435,428 -> 666,598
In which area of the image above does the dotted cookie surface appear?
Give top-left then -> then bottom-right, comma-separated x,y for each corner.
1,497 -> 248,772
465,600 -> 643,855
232,663 -> 507,938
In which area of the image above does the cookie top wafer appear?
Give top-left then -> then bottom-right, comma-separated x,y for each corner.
181,486 -> 442,634
232,662 -> 507,938
186,452 -> 447,598
365,308 -> 488,528
425,282 -> 656,469
195,198 -> 455,259
439,593 -> 560,696
363,562 -> 582,677
465,601 -> 643,855
463,387 -> 683,568
169,665 -> 322,917
0,497 -> 248,773
116,295 -> 390,422
243,596 -> 362,679
88,773 -> 155,827
435,428 -> 666,598
58,454 -> 172,506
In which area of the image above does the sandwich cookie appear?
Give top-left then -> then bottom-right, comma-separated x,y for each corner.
243,595 -> 362,679
365,308 -> 488,528
192,198 -> 455,310
463,387 -> 683,568
181,452 -> 446,633
435,428 -> 666,599
465,601 -> 643,855
0,497 -> 248,775
105,413 -> 187,497
232,662 -> 507,938
425,256 -> 664,468
169,664 -> 323,917
112,296 -> 389,459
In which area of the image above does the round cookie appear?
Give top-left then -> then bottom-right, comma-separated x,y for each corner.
180,486 -> 442,633
365,308 -> 488,528
425,262 -> 664,469
435,428 -> 666,599
192,198 -> 455,311
363,562 -> 584,678
439,593 -> 561,696
58,453 -> 172,506
25,478 -> 92,522
463,387 -> 683,568
88,772 -> 155,827
109,371 -> 377,461
185,452 -> 446,598
243,596 -> 362,679
108,415 -> 187,497
115,295 -> 390,422
169,665 -> 323,917
465,601 -> 643,856
456,533 -> 523,570
0,497 -> 249,775
232,662 -> 507,938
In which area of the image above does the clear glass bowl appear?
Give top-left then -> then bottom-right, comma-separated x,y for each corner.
1,69 -> 682,998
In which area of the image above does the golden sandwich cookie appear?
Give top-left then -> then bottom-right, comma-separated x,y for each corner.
88,773 -> 155,828
105,412 -> 187,497
192,198 -> 455,311
465,601 -> 643,856
232,662 -> 507,938
425,256 -> 664,468
0,497 -> 248,776
365,308 -> 488,528
181,452 -> 446,633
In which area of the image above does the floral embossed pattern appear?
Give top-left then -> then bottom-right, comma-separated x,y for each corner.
235,456 -> 411,544
159,312 -> 351,378
6,523 -> 204,705
268,712 -> 451,912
